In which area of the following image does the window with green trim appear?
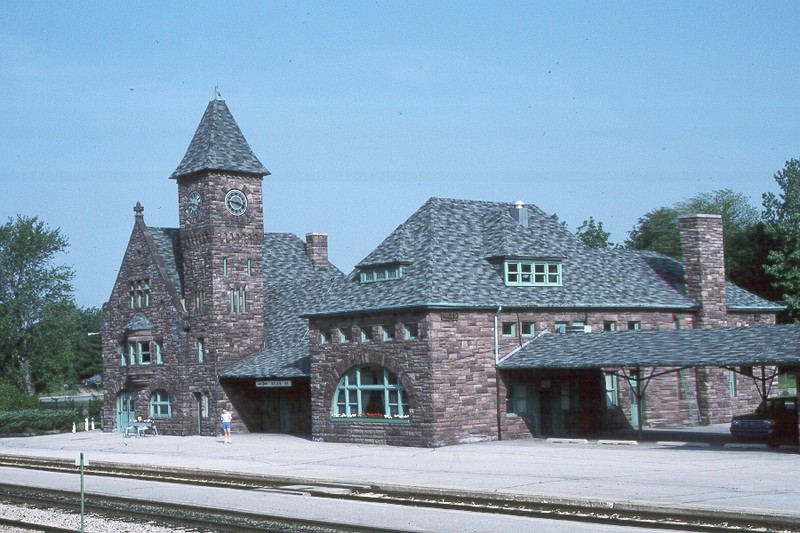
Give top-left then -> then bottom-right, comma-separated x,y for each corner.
229,288 -> 246,313
359,265 -> 403,283
502,322 -> 516,337
197,338 -> 205,363
149,390 -> 172,417
504,261 -> 561,286
128,341 -> 151,365
129,279 -> 150,308
332,365 -> 409,420
360,326 -> 373,343
155,341 -> 163,364
382,324 -> 396,342
521,322 -> 535,336
339,327 -> 352,344
320,329 -> 332,345
404,323 -> 419,340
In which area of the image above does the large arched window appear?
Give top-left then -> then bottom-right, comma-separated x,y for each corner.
332,365 -> 409,421
149,390 -> 172,418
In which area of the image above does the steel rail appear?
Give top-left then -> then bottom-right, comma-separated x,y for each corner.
0,485 -> 402,533
0,454 -> 797,533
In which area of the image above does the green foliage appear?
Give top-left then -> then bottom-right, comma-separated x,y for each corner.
72,306 -> 103,380
576,216 -> 615,249
0,215 -> 77,395
763,158 -> 800,321
0,377 -> 39,411
0,409 -> 78,434
625,206 -> 683,258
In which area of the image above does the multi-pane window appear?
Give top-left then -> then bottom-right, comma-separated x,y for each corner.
404,323 -> 419,340
605,373 -> 619,407
229,288 -> 246,313
149,390 -> 172,417
504,261 -> 561,286
506,383 -> 529,416
129,279 -> 150,309
339,327 -> 352,344
332,365 -> 409,420
382,324 -> 396,342
359,266 -> 403,283
197,338 -> 205,363
360,326 -> 373,343
128,341 -> 151,365
521,322 -> 535,337
502,322 -> 517,337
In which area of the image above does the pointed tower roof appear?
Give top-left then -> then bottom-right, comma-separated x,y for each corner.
170,88 -> 270,179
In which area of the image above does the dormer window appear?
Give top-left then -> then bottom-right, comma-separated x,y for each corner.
504,260 -> 561,286
359,265 -> 403,283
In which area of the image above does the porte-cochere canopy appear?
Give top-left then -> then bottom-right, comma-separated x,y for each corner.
499,324 -> 800,370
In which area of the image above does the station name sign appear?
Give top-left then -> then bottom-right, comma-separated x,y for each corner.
255,380 -> 292,388
440,311 -> 459,321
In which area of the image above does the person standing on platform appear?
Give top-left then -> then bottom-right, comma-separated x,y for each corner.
221,408 -> 233,444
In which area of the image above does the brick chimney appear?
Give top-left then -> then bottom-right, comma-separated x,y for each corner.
305,233 -> 329,269
678,214 -> 727,328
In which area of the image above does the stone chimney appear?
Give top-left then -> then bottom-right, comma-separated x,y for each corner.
305,233 -> 329,269
678,214 -> 727,328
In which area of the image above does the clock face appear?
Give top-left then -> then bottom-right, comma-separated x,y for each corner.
225,189 -> 247,216
187,190 -> 202,214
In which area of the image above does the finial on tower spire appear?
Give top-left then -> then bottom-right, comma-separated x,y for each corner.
213,85 -> 222,100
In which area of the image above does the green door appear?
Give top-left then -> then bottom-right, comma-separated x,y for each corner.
116,392 -> 135,431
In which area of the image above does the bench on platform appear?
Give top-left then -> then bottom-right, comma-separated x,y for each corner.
123,421 -> 158,438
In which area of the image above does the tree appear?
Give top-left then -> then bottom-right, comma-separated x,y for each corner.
576,216 -> 614,249
625,206 -> 682,258
762,158 -> 800,321
72,306 -> 103,381
0,216 -> 75,394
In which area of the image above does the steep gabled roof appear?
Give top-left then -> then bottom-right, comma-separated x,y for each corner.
170,92 -> 269,180
221,233 -> 343,379
308,197 -> 782,316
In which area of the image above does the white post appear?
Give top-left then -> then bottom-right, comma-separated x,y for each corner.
90,417 -> 95,431
84,418 -> 89,432
72,422 -> 76,433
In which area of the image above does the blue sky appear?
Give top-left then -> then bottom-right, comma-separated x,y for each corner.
2,1 -> 799,309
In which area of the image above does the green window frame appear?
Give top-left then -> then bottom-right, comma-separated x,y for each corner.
149,389 -> 172,418
332,365 -> 409,420
128,341 -> 151,365
197,338 -> 205,363
339,327 -> 352,344
521,322 -> 535,337
222,257 -> 228,276
360,326 -> 373,343
229,288 -> 246,313
554,321 -> 568,333
604,321 -> 616,332
155,341 -> 163,365
605,373 -> 619,408
382,324 -> 395,342
404,323 -> 419,340
502,322 -> 516,337
359,266 -> 403,283
504,261 -> 561,286
129,279 -> 150,309
320,329 -> 332,345
628,321 -> 641,330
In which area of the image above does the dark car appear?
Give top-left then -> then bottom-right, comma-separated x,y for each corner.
730,397 -> 798,445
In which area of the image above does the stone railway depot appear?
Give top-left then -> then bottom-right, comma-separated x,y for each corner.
101,91 -> 800,447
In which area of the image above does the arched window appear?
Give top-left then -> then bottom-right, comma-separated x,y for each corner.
332,365 -> 409,420
149,390 -> 172,418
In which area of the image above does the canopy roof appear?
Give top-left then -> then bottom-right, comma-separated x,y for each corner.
498,324 -> 800,370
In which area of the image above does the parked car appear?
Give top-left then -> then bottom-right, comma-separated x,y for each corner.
730,397 -> 798,445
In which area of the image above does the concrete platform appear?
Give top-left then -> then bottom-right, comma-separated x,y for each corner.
0,427 -> 798,522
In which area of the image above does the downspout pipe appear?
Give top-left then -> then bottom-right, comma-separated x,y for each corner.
494,306 -> 502,442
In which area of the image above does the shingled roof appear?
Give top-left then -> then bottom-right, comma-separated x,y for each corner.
221,233 -> 343,379
498,324 -> 800,369
307,197 -> 781,316
170,91 -> 269,180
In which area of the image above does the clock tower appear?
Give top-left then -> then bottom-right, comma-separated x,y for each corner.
171,88 -> 269,367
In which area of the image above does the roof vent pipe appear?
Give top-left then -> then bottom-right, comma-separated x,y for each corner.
511,200 -> 528,228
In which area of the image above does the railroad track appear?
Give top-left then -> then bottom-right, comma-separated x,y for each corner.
0,454 -> 796,533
